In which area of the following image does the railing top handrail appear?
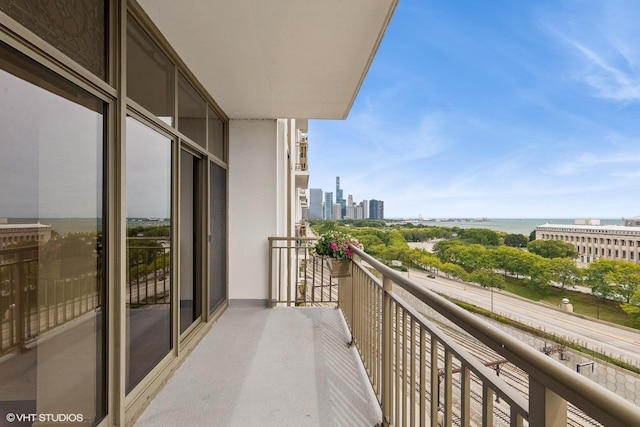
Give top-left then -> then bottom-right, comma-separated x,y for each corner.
268,236 -> 317,242
127,236 -> 170,241
350,245 -> 640,426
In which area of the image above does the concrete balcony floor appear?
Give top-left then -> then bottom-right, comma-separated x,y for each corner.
134,303 -> 382,426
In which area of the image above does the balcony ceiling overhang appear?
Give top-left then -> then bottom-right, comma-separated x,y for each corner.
138,0 -> 398,120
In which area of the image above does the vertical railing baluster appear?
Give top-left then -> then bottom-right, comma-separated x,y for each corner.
395,304 -> 401,426
444,349 -> 453,427
381,276 -> 393,426
483,384 -> 494,426
401,310 -> 408,427
410,316 -> 416,427
510,406 -> 523,427
529,378 -> 566,427
420,328 -> 426,427
460,365 -> 471,427
430,338 -> 438,427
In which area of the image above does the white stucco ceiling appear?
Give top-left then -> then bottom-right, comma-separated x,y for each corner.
138,0 -> 398,120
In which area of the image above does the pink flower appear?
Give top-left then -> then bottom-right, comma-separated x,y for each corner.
331,242 -> 338,251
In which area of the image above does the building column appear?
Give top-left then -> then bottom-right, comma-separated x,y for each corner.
228,119 -> 287,302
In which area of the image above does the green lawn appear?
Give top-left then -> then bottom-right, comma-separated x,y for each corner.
501,277 -> 640,329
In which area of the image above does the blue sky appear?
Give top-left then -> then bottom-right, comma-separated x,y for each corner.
308,0 -> 640,219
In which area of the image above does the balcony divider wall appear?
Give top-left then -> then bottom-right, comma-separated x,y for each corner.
0,2 -> 229,425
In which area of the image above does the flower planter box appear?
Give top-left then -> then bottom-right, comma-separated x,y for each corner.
327,258 -> 350,278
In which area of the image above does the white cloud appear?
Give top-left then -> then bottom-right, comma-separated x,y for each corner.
540,1 -> 640,102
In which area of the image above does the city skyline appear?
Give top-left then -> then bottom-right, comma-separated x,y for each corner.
309,176 -> 383,220
308,0 -> 640,220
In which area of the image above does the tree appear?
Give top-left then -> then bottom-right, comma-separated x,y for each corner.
621,290 -> 640,321
504,233 -> 528,248
488,246 -> 527,278
440,263 -> 468,281
526,256 -> 553,292
527,240 -> 578,259
582,259 -> 616,301
457,244 -> 488,271
459,228 -> 500,247
470,269 -> 505,289
433,240 -> 466,263
606,261 -> 640,303
548,257 -> 580,291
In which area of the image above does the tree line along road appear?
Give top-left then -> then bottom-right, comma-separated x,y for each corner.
405,267 -> 640,369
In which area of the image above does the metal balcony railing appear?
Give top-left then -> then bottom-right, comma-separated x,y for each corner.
268,237 -> 339,307
267,237 -> 640,426
0,245 -> 101,355
0,237 -> 171,354
127,237 -> 171,306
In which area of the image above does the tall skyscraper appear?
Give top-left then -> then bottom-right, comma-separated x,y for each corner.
369,199 -> 384,220
309,188 -> 323,219
335,176 -> 346,217
324,191 -> 334,220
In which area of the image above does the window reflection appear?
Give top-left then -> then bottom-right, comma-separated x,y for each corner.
0,43 -> 105,424
125,117 -> 172,393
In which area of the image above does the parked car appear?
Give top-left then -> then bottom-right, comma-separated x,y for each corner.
427,274 -> 436,279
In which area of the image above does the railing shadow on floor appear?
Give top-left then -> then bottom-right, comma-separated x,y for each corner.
268,237 -> 640,426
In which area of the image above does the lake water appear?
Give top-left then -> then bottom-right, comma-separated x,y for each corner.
404,218 -> 624,235
6,218 -> 170,235
7,217 -> 625,237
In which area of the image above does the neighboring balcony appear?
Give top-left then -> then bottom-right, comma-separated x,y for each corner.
295,136 -> 309,189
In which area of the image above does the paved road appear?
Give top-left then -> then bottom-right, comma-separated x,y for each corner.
404,268 -> 640,368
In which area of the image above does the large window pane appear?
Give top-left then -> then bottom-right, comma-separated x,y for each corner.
207,106 -> 225,161
209,162 -> 227,313
180,150 -> 202,334
0,0 -> 107,79
0,43 -> 106,423
178,74 -> 206,147
125,117 -> 172,393
127,16 -> 174,126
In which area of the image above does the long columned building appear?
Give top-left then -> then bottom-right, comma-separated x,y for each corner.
536,223 -> 640,264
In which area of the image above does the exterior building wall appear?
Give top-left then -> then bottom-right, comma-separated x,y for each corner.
229,119 -> 281,300
369,199 -> 384,220
333,203 -> 343,220
0,224 -> 52,249
536,224 -> 640,264
309,188 -> 323,219
324,192 -> 334,219
0,1 -> 397,424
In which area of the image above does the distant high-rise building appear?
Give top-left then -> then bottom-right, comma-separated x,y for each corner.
324,192 -> 334,220
362,200 -> 369,219
369,199 -> 384,220
333,203 -> 343,220
336,177 -> 346,217
346,205 -> 355,219
309,188 -> 323,219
